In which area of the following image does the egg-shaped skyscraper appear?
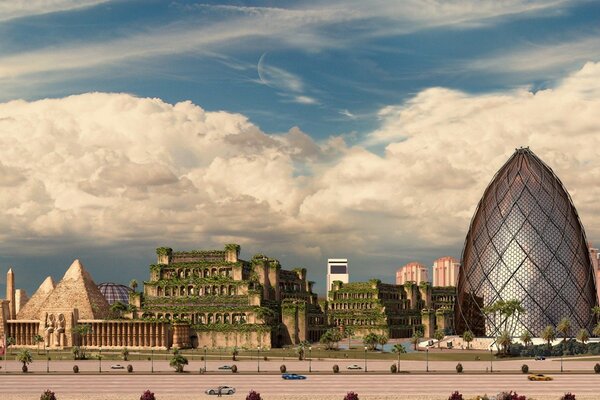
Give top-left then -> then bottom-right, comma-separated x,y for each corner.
455,148 -> 597,337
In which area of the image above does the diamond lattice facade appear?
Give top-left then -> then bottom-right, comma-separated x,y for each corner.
456,148 -> 598,337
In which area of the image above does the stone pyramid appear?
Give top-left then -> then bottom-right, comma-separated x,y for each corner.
39,259 -> 110,320
17,276 -> 56,319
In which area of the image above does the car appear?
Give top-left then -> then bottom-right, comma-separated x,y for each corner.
282,373 -> 307,380
534,356 -> 546,360
110,364 -> 125,369
218,365 -> 233,370
528,374 -> 553,381
205,386 -> 236,395
347,364 -> 362,370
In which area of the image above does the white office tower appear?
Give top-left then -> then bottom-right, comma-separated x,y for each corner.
327,258 -> 349,298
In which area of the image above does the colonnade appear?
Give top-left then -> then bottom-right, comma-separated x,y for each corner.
6,321 -> 39,345
78,320 -> 169,348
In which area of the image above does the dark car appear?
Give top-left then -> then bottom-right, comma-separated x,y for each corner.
534,356 -> 546,360
282,373 -> 307,380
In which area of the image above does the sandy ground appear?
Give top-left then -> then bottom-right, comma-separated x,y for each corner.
1,395 -> 593,400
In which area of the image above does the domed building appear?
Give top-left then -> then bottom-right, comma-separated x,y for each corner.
98,282 -> 133,305
456,148 -> 598,337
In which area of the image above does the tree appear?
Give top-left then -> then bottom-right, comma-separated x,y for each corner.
462,331 -> 474,350
410,330 -> 424,351
344,326 -> 355,350
577,328 -> 590,345
110,301 -> 129,319
295,344 -> 305,361
121,347 -> 129,361
434,329 -> 445,350
377,334 -> 389,351
17,349 -> 32,372
320,329 -> 341,350
541,325 -> 556,349
232,346 -> 239,361
72,324 -> 92,359
33,334 -> 44,354
392,343 -> 406,372
497,330 -> 512,355
592,306 -> 600,320
593,323 -> 600,338
363,333 -> 379,351
129,279 -> 138,292
520,331 -> 533,348
557,318 -> 572,342
6,336 -> 15,355
170,349 -> 188,373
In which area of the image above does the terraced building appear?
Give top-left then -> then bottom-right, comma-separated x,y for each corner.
141,244 -> 328,348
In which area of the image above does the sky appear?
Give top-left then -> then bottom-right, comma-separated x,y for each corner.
1,0 -> 600,297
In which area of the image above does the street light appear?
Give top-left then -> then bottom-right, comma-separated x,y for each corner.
364,346 -> 368,372
204,346 -> 207,373
257,346 -> 261,373
151,349 -> 154,373
426,347 -> 429,372
99,346 -> 102,373
489,348 -> 493,373
308,346 -> 312,373
561,352 -> 563,373
46,356 -> 50,373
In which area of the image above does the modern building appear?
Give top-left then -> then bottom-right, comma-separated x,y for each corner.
589,244 -> 600,303
432,257 -> 460,287
327,279 -> 455,338
456,148 -> 598,337
395,262 -> 428,285
326,258 -> 349,299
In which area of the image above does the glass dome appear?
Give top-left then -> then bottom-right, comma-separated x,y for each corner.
98,282 -> 133,305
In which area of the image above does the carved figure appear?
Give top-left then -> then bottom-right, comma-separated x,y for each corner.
55,314 -> 66,347
44,313 -> 55,347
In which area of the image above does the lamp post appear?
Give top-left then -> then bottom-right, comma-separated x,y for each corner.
204,346 -> 207,373
426,347 -> 429,372
257,346 -> 261,373
151,349 -> 154,373
561,353 -> 563,373
364,346 -> 368,373
46,356 -> 50,373
99,346 -> 102,373
489,348 -> 493,373
309,346 -> 312,373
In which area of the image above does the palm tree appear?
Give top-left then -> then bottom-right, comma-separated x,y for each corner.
434,329 -> 445,349
557,318 -> 571,342
410,331 -> 423,351
129,279 -> 138,292
110,301 -> 128,319
6,336 -> 15,355
377,334 -> 389,351
593,323 -> 600,338
232,346 -> 239,361
363,333 -> 379,351
497,330 -> 512,355
72,324 -> 92,359
170,349 -> 188,373
33,334 -> 44,354
592,306 -> 600,320
392,343 -> 406,372
520,331 -> 533,348
541,325 -> 556,349
295,344 -> 305,361
577,328 -> 590,345
17,349 -> 32,373
462,330 -> 474,350
344,326 -> 355,350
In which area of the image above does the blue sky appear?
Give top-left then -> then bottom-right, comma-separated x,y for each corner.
1,0 -> 600,296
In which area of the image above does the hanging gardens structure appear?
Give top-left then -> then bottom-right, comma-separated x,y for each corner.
455,148 -> 598,337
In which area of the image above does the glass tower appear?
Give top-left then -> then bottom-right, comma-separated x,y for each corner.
455,148 -> 597,337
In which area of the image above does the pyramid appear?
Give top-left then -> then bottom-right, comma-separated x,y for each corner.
39,259 -> 110,320
17,276 -> 56,319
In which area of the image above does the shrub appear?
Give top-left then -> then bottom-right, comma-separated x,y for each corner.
455,363 -> 463,373
390,364 -> 397,373
448,391 -> 463,400
127,364 -> 133,373
72,365 -> 79,373
246,390 -> 262,400
280,364 -> 286,373
40,390 -> 57,400
521,364 -> 529,373
140,390 -> 156,400
595,363 -> 600,374
344,392 -> 359,400
263,356 -> 268,361
231,364 -> 238,373
496,392 -> 526,400
560,394 -> 576,400
333,364 -> 340,373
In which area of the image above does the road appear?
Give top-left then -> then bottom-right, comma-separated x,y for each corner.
0,373 -> 597,397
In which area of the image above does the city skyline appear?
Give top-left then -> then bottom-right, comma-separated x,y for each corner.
1,1 -> 600,296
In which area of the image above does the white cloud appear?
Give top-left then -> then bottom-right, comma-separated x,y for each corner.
0,0 -> 108,22
2,62 -> 600,280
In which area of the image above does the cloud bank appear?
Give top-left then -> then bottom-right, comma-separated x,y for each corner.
1,62 -> 600,284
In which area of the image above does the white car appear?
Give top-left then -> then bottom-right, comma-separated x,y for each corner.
206,386 -> 236,395
347,364 -> 362,370
110,364 -> 125,369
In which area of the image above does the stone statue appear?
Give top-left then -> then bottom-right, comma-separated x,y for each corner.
44,313 -> 55,348
55,314 -> 66,347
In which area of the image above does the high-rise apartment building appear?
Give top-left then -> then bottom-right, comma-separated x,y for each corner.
327,258 -> 349,298
395,262 -> 428,285
432,257 -> 460,287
